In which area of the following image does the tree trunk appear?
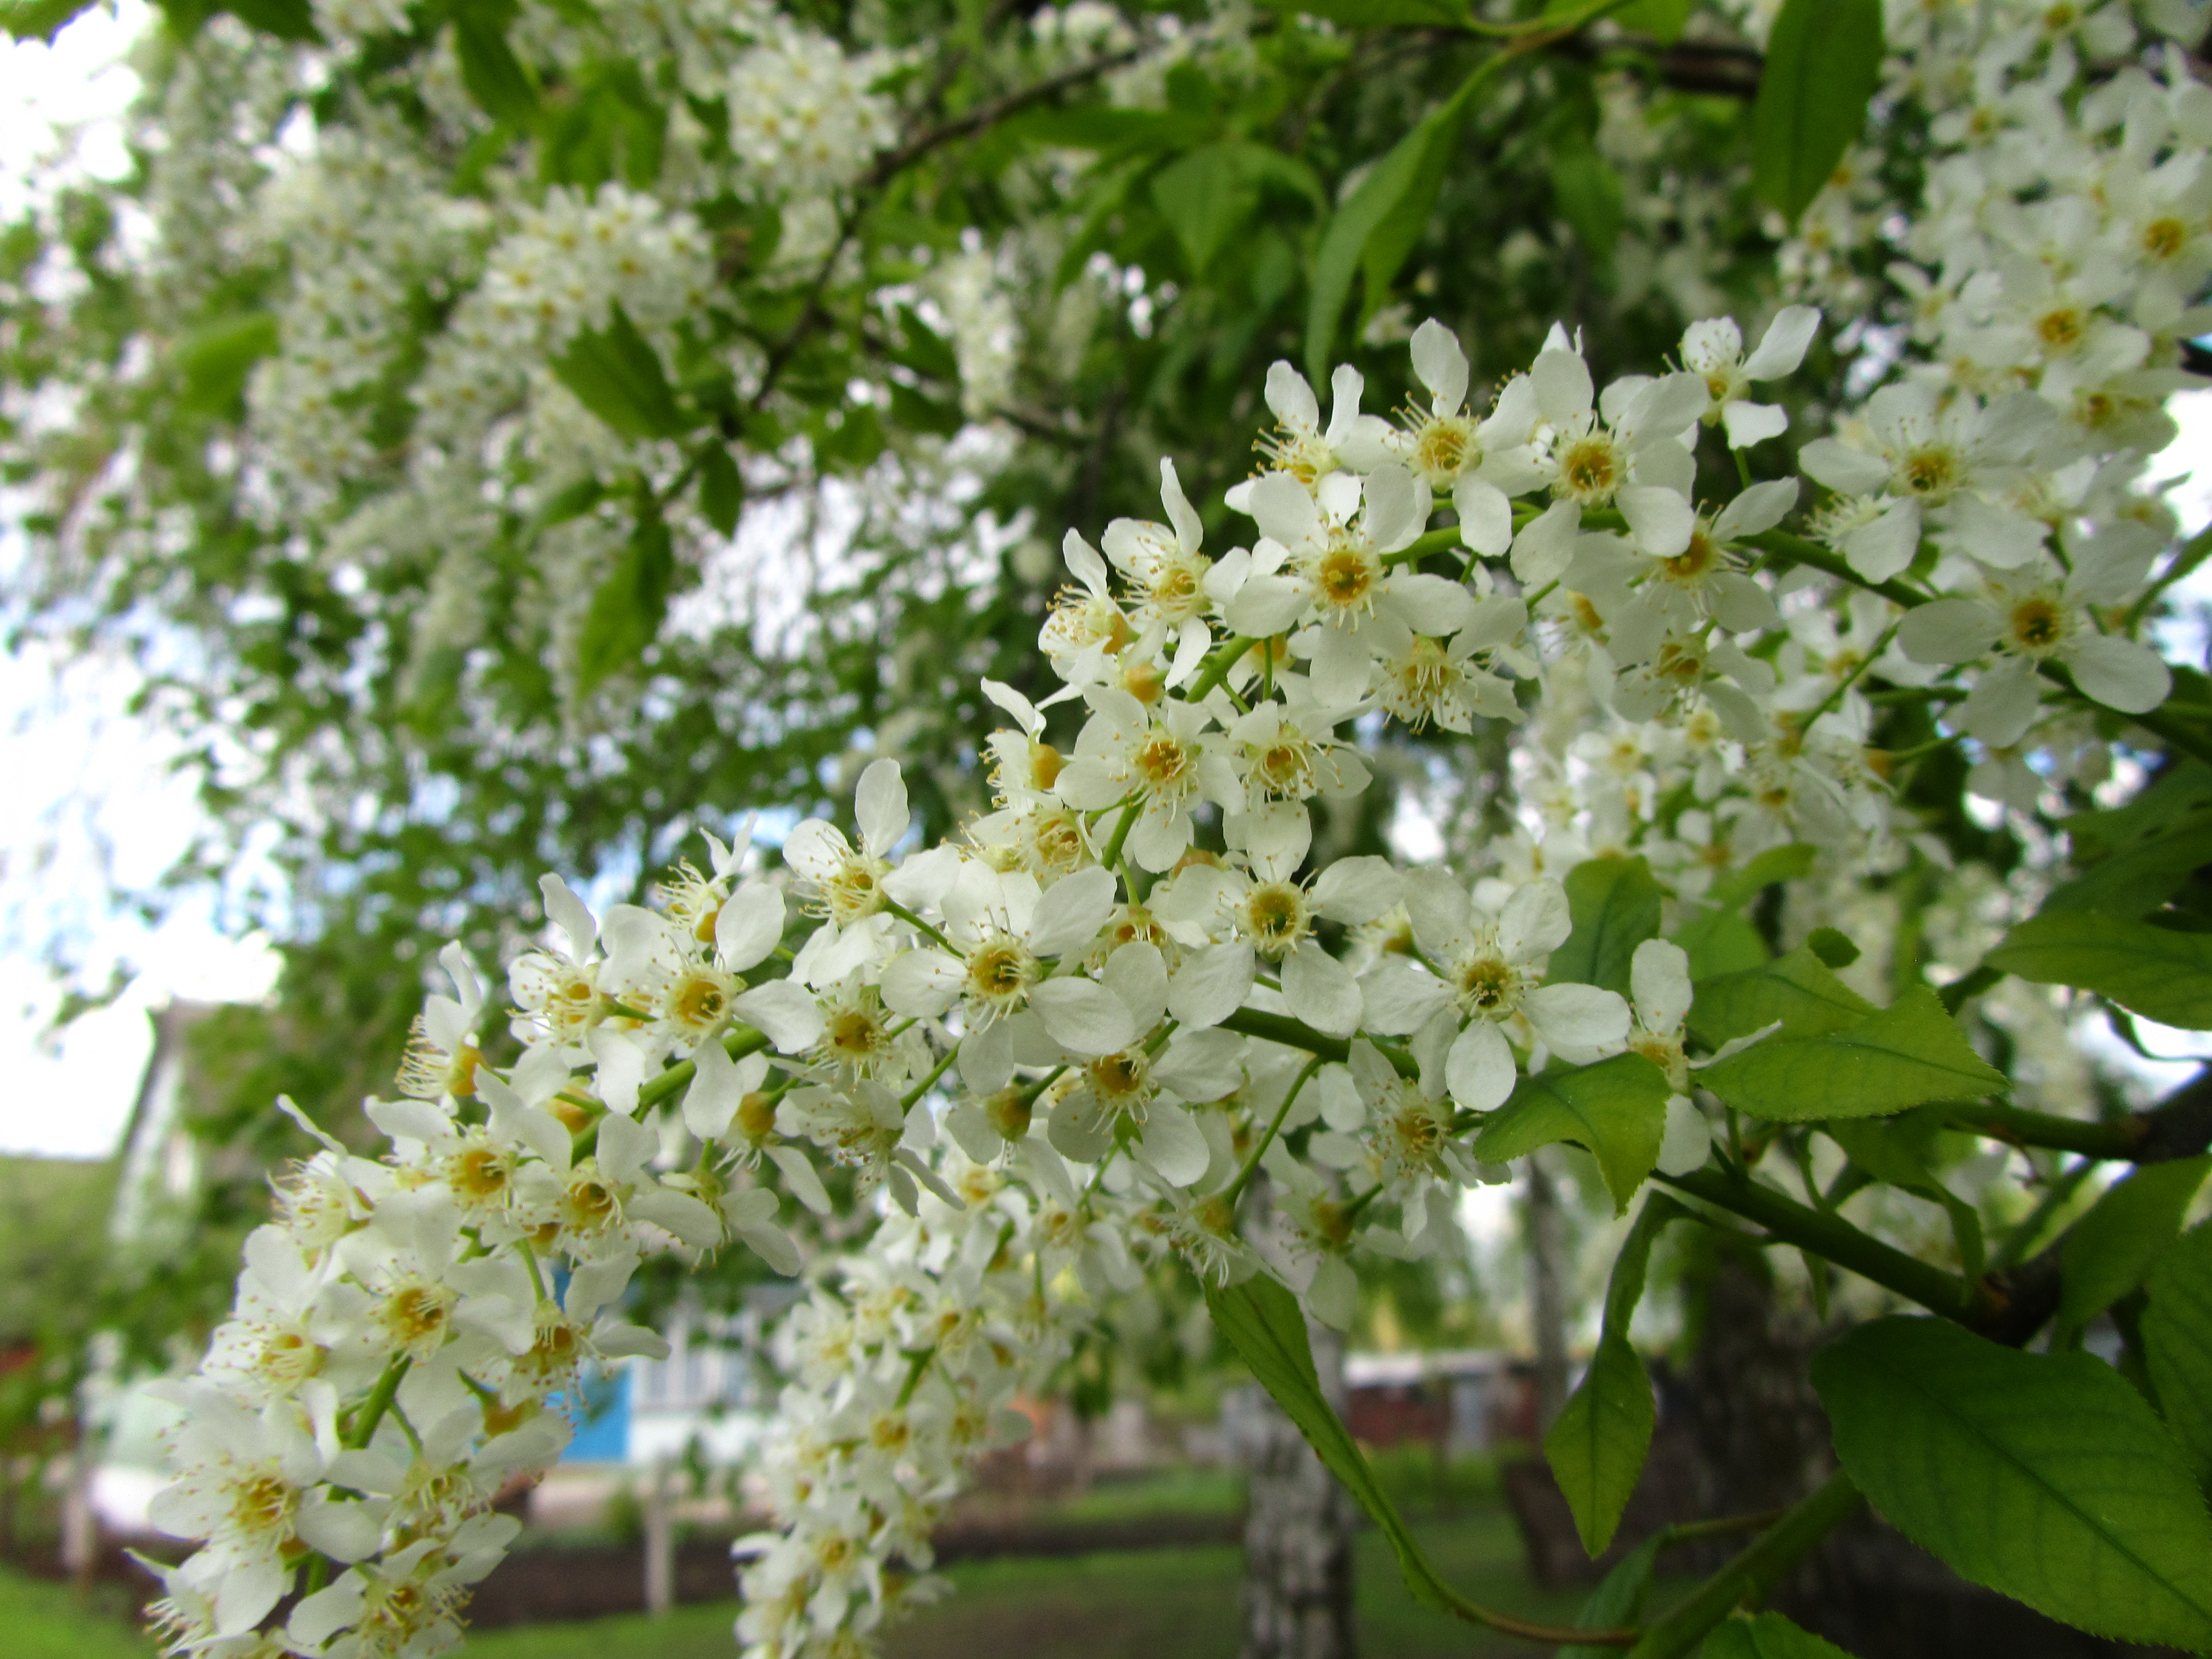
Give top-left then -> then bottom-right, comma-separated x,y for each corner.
1239,1317 -> 1357,1659
1524,1154 -> 1572,1431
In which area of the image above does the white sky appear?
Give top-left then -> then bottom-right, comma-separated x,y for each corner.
0,9 -> 2208,1162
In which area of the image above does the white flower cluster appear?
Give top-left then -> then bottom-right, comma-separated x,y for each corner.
139,6 -> 2204,1659
726,22 -> 900,197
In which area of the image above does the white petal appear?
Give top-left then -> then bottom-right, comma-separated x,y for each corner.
1167,940 -> 1258,1029
1311,856 -> 1403,925
1499,879 -> 1571,961
1619,484 -> 1695,557
959,1020 -> 1015,1095
2065,632 -> 2172,714
295,1495 -> 385,1564
1630,939 -> 1693,1034
1361,463 -> 1431,554
683,1037 -> 743,1140
1064,529 -> 1111,597
855,759 -> 909,859
1741,304 -> 1820,379
1030,978 -> 1139,1055
715,882 -> 785,972
1160,457 -> 1204,552
1898,599 -> 2001,665
1152,1028 -> 1249,1102
1048,1091 -> 1116,1164
1029,864 -> 1119,959
1411,317 -> 1470,410
1842,500 -> 1922,582
1721,399 -> 1790,450
588,1027 -> 646,1116
1138,1102 -> 1210,1187
1453,478 -> 1514,557
628,1188 -> 725,1249
1265,359 -> 1320,433
1523,982 -> 1632,1050
732,981 -> 825,1053
880,948 -> 964,1017
1710,573 -> 1781,633
765,1144 -> 832,1215
1711,478 -> 1799,542
1655,1095 -> 1713,1177
539,873 -> 597,960
1447,1020 -> 1517,1111
733,1220 -> 801,1277
1532,348 -> 1593,423
1105,941 -> 1169,1034
1226,572 -> 1310,637
1306,1254 -> 1358,1330
1798,438 -> 1890,497
1358,958 -> 1454,1036
1511,500 -> 1581,586
1283,945 -> 1363,1040
595,1109 -> 657,1183
1956,656 -> 2042,748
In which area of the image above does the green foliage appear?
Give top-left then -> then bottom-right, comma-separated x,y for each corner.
2145,1222 -> 2212,1489
1751,0 -> 1884,224
577,506 -> 675,693
1987,910 -> 2212,1031
549,306 -> 691,441
1814,1316 -> 2212,1651
2055,1157 -> 2212,1342
1544,1197 -> 1680,1557
1204,1273 -> 1466,1617
1686,945 -> 1874,1046
1559,1533 -> 1664,1658
1701,1612 -> 1857,1658
3,0 -> 93,41
1473,1053 -> 1671,1211
1697,987 -> 2006,1121
173,313 -> 279,417
1552,856 -> 1663,997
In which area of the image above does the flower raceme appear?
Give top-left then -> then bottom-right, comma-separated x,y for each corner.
142,13 -> 2210,1651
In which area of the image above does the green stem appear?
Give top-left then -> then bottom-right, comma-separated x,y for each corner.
1217,1006 -> 1420,1078
1625,1472 -> 1863,1659
1659,1166 -> 1988,1323
1941,1100 -> 2144,1161
1740,528 -> 1928,609
894,1346 -> 936,1409
1187,636 -> 1257,701
1099,798 -> 1142,877
636,1025 -> 773,1113
344,1355 -> 413,1450
1223,1056 -> 1324,1209
1803,619 -> 1899,725
2124,522 -> 2212,630
901,1042 -> 961,1109
885,898 -> 955,953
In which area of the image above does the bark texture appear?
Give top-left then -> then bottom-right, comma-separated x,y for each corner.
1238,1318 -> 1357,1659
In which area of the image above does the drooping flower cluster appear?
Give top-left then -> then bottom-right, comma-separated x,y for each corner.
138,4 -> 2206,1658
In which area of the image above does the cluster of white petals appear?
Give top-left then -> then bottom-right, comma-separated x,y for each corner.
143,3 -> 2207,1657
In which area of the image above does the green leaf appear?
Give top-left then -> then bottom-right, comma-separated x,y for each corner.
1545,1334 -> 1654,1558
1552,856 -> 1662,997
576,507 -> 674,693
1257,0 -> 1469,24
2145,1222 -> 2212,1488
550,307 -> 690,441
1559,1533 -> 1663,1659
1699,986 -> 2006,1122
1988,910 -> 2212,1031
1204,1274 -> 1460,1613
1750,0 -> 1884,225
1806,927 -> 1860,969
1544,1193 -> 1680,1557
1549,135 -> 1624,264
1673,907 -> 1768,981
2058,1157 -> 2212,1341
452,0 -> 539,128
1305,77 -> 1476,382
1825,1118 -> 1984,1280
173,312 -> 280,417
1701,1611 -> 1858,1658
222,0 -> 317,39
1813,1316 -> 2212,1650
1150,144 -> 1259,275
697,444 -> 743,538
1708,844 -> 1819,909
1687,944 -> 1875,1047
1615,0 -> 1691,44
5,0 -> 94,40
1473,1053 -> 1670,1213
